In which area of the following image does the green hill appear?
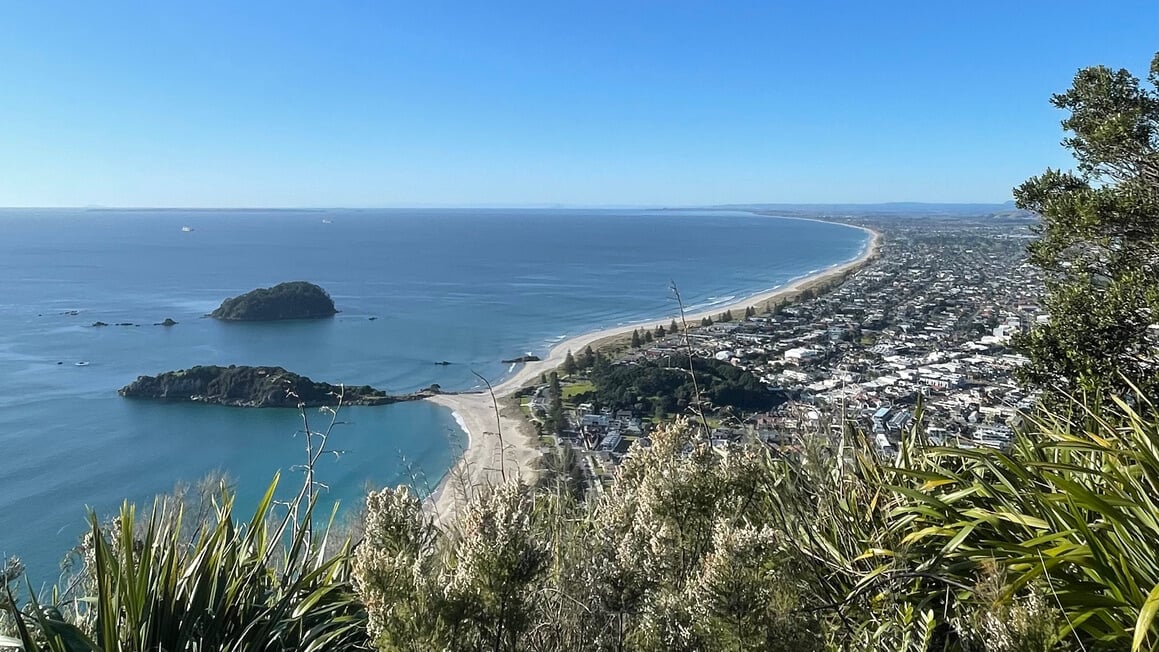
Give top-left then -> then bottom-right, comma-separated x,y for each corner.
210,281 -> 337,321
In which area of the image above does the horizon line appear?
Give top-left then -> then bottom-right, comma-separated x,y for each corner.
0,200 -> 1015,211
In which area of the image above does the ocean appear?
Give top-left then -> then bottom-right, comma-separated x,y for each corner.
0,208 -> 867,582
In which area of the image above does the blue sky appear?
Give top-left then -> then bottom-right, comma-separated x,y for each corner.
0,2 -> 1154,207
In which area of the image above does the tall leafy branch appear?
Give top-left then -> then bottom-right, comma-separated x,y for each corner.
1015,53 -> 1159,397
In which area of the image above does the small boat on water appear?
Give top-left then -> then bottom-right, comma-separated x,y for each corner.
181,226 -> 194,232
321,219 -> 333,224
75,361 -> 90,367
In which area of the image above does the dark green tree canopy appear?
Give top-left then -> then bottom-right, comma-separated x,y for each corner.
210,281 -> 337,321
1016,53 -> 1159,395
577,356 -> 782,416
547,371 -> 565,435
578,345 -> 594,369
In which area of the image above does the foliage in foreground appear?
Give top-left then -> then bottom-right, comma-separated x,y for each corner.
6,396 -> 1159,651
1015,51 -> 1159,398
354,402 -> 1159,652
2,402 -> 370,652
2,474 -> 367,652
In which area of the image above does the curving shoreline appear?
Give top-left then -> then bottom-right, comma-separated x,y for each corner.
426,222 -> 881,521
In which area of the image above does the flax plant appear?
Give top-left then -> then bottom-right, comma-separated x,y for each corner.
774,392 -> 1159,650
4,400 -> 369,652
10,386 -> 1159,651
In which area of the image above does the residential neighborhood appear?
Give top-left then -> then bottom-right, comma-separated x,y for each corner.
526,215 -> 1045,493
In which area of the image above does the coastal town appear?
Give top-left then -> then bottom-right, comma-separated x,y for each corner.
518,214 -> 1044,495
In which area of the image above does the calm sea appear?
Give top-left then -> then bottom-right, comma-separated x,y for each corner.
0,208 -> 866,582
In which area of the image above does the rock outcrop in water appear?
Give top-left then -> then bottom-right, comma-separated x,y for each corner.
501,355 -> 541,364
119,365 -> 435,408
210,281 -> 337,321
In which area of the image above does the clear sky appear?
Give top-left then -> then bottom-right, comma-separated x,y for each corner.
0,2 -> 1154,208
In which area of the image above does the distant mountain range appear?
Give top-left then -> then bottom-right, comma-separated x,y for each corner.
1,202 -> 1037,221
702,201 -> 1036,221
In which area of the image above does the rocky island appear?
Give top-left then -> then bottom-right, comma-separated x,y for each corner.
501,354 -> 541,364
210,281 -> 338,321
119,365 -> 436,408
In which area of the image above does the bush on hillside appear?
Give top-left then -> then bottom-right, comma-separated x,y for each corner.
352,404 -> 1159,651
582,356 -> 782,416
7,399 -> 1159,650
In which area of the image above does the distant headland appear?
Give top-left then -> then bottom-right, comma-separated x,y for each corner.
210,281 -> 337,321
119,365 -> 437,408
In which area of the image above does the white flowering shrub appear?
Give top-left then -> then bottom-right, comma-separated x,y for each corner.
956,563 -> 1068,652
354,481 -> 550,652
443,481 -> 548,650
12,401 -> 1149,651
355,421 -> 824,652
353,485 -> 443,650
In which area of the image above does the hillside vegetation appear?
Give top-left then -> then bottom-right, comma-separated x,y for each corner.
118,365 -> 421,407
6,408 -> 1159,650
575,355 -> 782,417
210,281 -> 338,321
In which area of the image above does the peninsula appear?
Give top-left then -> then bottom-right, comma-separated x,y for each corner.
427,224 -> 882,522
210,281 -> 338,321
119,365 -> 435,408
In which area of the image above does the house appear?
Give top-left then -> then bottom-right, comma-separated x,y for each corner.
872,407 -> 892,432
784,347 -> 822,363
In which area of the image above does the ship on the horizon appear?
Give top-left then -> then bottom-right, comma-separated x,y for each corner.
181,226 -> 194,232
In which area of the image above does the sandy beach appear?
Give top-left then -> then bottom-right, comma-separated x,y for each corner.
427,222 -> 881,522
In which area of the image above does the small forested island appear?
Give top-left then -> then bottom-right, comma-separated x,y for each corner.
119,365 -> 434,407
210,281 -> 338,321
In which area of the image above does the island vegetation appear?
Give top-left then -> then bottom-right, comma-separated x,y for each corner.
565,354 -> 782,418
118,365 -> 432,407
5,52 -> 1159,652
210,281 -> 338,321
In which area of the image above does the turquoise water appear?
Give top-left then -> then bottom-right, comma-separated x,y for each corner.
0,208 -> 867,581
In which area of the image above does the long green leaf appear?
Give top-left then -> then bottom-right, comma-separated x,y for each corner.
1134,583 -> 1159,651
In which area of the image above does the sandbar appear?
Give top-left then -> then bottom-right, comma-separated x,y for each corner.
426,222 -> 881,522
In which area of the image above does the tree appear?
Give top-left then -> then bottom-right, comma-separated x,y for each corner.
745,306 -> 755,318
579,345 -> 595,369
630,329 -> 642,348
1015,52 -> 1159,396
669,319 -> 679,333
548,372 -> 565,435
591,350 -> 610,376
655,324 -> 666,338
643,330 -> 654,343
798,288 -> 815,302
562,350 -> 577,376
547,444 -> 587,502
